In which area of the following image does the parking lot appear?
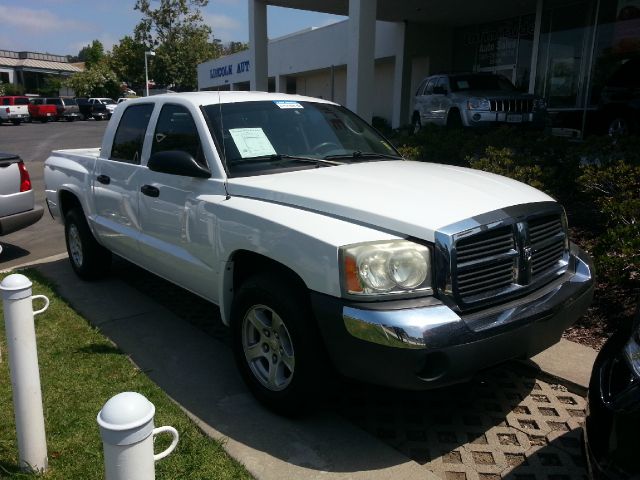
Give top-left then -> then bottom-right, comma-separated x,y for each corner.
3,122 -> 590,479
0,119 -> 107,269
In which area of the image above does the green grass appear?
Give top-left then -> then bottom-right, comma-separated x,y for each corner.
0,270 -> 252,479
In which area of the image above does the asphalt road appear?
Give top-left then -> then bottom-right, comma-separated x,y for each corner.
0,119 -> 108,269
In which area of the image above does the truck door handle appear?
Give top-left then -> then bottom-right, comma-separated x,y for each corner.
97,174 -> 110,185
141,185 -> 160,198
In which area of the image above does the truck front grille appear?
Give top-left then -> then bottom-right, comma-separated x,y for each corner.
438,207 -> 570,310
489,99 -> 534,114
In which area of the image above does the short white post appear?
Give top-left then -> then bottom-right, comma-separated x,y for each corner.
1,273 -> 50,473
98,392 -> 179,480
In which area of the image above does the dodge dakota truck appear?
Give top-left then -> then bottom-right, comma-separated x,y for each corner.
44,92 -> 594,414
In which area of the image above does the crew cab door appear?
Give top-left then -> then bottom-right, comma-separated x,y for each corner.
137,103 -> 222,301
92,103 -> 154,264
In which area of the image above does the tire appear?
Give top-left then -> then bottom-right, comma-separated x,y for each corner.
446,110 -> 463,129
64,208 -> 112,280
94,116 -> 103,121
40,118 -> 48,123
411,112 -> 422,134
607,116 -> 630,137
12,120 -> 21,126
231,273 -> 327,415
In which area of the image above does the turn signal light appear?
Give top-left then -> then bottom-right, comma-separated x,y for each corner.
18,161 -> 32,192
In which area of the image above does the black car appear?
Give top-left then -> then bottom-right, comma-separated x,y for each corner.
585,306 -> 640,478
75,98 -> 108,121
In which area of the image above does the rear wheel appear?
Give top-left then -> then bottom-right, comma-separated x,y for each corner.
232,273 -> 327,415
446,110 -> 463,129
11,120 -> 21,126
64,208 -> 111,280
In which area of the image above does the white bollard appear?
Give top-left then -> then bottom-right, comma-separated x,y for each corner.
97,392 -> 179,480
1,273 -> 50,473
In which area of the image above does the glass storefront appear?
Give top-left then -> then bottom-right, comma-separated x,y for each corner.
452,0 -> 640,133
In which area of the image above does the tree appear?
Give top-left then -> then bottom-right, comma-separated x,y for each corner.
65,62 -> 120,98
77,40 -> 105,69
133,0 -> 220,91
223,41 -> 248,56
110,36 -> 147,90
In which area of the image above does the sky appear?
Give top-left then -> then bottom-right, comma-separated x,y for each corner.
0,0 -> 346,57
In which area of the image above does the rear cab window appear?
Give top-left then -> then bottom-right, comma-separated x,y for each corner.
110,104 -> 154,164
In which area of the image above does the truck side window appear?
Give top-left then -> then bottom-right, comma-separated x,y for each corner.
110,103 -> 154,164
151,104 -> 206,168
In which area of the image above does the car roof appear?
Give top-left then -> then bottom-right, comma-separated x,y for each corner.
124,91 -> 338,108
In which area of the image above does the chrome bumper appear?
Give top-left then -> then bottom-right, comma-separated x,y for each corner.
343,244 -> 593,350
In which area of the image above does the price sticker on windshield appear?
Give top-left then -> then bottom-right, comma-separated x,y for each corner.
274,101 -> 304,109
229,128 -> 277,158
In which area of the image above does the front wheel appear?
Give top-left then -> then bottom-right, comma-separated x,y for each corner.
12,120 -> 21,126
446,110 -> 463,129
411,112 -> 422,134
64,208 -> 112,280
232,273 -> 327,415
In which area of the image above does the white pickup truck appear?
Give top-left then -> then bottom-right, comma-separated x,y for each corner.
44,92 -> 594,414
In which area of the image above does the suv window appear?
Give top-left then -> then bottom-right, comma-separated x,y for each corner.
2,99 -> 9,105
151,104 -> 206,167
416,79 -> 428,96
435,77 -> 449,92
15,98 -> 29,105
47,98 -> 62,106
425,78 -> 436,95
110,103 -> 154,164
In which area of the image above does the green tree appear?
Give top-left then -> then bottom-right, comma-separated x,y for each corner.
134,0 -> 220,91
110,36 -> 147,90
65,63 -> 120,98
78,40 -> 106,69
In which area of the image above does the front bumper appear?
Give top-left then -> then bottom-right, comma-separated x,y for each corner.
312,245 -> 594,390
0,205 -> 44,236
462,110 -> 547,128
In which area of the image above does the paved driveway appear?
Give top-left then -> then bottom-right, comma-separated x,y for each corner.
0,120 -> 107,269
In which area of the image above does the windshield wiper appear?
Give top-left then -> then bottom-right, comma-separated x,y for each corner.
232,154 -> 343,166
323,151 -> 403,161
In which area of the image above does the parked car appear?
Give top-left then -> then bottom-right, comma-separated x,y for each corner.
45,97 -> 80,122
88,98 -> 117,117
0,153 -> 44,237
412,73 -> 547,131
44,92 -> 593,414
597,57 -> 639,136
0,96 -> 30,125
75,98 -> 109,121
584,306 -> 640,479
28,98 -> 58,123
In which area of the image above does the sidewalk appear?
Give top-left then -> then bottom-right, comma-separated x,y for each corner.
9,254 -> 598,479
32,257 -> 433,480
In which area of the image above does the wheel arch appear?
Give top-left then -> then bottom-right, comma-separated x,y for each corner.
219,249 -> 309,326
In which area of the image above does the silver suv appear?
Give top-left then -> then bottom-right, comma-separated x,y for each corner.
412,73 -> 547,131
0,153 -> 43,242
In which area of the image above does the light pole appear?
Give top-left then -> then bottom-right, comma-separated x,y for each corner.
144,51 -> 155,97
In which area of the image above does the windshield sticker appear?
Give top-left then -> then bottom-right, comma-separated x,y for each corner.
229,128 -> 277,158
274,100 -> 304,109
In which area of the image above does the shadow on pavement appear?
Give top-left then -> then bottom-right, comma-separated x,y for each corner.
0,242 -> 30,265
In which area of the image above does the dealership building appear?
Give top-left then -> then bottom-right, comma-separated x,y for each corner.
198,0 -> 640,132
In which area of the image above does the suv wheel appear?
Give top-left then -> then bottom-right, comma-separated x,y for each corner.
607,116 -> 630,137
446,110 -> 463,129
411,112 -> 422,134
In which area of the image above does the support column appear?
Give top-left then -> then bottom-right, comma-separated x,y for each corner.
249,0 -> 268,91
229,83 -> 236,91
275,75 -> 287,93
392,22 -> 412,129
346,0 -> 376,122
528,0 -> 544,94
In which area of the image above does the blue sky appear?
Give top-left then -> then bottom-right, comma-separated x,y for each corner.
0,0 -> 345,56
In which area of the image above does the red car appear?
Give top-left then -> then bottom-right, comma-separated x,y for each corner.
28,98 -> 58,123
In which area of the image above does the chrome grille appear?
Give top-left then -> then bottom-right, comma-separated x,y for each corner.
529,215 -> 566,278
444,210 -> 569,309
489,99 -> 534,113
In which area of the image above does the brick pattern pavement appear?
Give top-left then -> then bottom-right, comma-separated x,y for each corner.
116,259 -> 588,480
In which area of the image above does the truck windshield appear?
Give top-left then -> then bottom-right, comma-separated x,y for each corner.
202,101 -> 400,177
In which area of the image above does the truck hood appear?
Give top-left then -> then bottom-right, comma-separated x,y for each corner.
225,160 -> 554,241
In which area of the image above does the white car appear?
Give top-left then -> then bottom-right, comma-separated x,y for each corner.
43,92 -> 594,414
1,153 -> 43,239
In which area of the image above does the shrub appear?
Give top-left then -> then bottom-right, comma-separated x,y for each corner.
467,146 -> 546,191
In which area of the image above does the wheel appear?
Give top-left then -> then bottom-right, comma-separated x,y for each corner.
94,116 -> 103,121
231,273 -> 327,415
40,118 -> 48,123
411,112 -> 422,134
12,120 -> 21,126
64,208 -> 112,280
446,110 -> 463,129
79,113 -> 86,121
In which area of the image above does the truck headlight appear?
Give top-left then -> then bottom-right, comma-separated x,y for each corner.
340,240 -> 432,297
467,98 -> 491,111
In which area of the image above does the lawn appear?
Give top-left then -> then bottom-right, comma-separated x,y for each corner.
0,270 -> 252,479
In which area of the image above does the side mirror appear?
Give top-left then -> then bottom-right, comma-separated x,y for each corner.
148,151 -> 211,178
433,86 -> 448,95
